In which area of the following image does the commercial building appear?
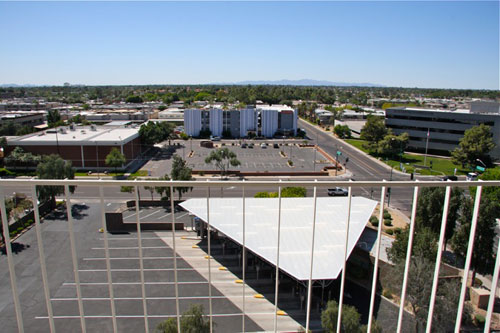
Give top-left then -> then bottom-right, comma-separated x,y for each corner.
184,105 -> 298,138
385,101 -> 500,159
6,124 -> 141,169
0,111 -> 45,128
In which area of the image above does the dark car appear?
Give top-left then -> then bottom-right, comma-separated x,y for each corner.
273,143 -> 279,148
327,187 -> 349,196
441,175 -> 458,181
241,143 -> 247,148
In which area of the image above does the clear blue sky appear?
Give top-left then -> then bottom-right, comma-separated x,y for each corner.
0,1 -> 498,89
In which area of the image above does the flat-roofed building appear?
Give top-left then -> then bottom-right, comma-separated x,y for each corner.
385,101 -> 500,158
184,105 -> 297,138
6,125 -> 142,170
0,111 -> 45,127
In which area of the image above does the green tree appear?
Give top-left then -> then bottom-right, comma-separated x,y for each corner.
139,121 -> 175,146
451,197 -> 499,282
105,147 -> 126,174
387,226 -> 438,264
36,155 -> 75,202
451,124 -> 495,168
376,132 -> 409,158
360,115 -> 387,143
321,300 -> 379,333
155,174 -> 171,200
415,187 -> 464,246
204,148 -> 241,179
333,125 -> 351,139
47,110 -> 62,127
5,146 -> 41,170
281,187 -> 307,197
125,95 -> 143,103
156,304 -> 211,333
170,155 -> 193,199
479,168 -> 500,202
389,255 -> 471,332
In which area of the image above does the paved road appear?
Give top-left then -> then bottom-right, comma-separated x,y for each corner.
299,119 -> 418,214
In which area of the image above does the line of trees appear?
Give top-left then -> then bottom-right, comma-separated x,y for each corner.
2,85 -> 498,106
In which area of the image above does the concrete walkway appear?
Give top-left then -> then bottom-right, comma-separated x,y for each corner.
156,230 -> 303,332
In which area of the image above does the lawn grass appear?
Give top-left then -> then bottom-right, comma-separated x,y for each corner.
344,138 -> 477,176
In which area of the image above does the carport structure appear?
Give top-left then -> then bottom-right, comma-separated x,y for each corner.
180,196 -> 378,329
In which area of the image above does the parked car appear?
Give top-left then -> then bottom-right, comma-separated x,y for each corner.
249,143 -> 254,148
241,143 -> 247,148
273,143 -> 279,148
210,136 -> 221,141
260,143 -> 267,148
328,187 -> 349,196
466,172 -> 478,181
441,175 -> 458,181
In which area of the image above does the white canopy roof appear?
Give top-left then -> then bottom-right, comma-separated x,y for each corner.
180,197 -> 377,281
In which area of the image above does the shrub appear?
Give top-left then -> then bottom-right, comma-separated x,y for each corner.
394,227 -> 402,235
0,168 -> 15,177
288,160 -> 293,166
383,212 -> 392,220
384,219 -> 392,226
198,171 -> 205,176
369,216 -> 379,226
383,289 -> 393,299
473,278 -> 483,287
386,229 -> 394,235
474,314 -> 485,326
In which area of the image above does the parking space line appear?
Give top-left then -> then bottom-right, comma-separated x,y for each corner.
51,295 -> 256,301
83,256 -> 203,260
99,237 -> 162,241
63,281 -> 211,286
92,246 -> 170,250
139,210 -> 164,221
156,213 -> 171,220
176,212 -> 188,219
78,268 -> 194,272
36,313 -> 275,319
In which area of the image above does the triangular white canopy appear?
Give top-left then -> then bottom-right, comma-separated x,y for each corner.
180,197 -> 377,280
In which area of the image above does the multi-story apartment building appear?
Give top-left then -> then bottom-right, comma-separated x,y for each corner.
184,105 -> 298,138
385,101 -> 500,159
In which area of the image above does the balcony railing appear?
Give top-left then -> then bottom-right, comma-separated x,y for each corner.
0,178 -> 499,332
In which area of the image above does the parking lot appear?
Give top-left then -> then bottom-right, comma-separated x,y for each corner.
142,139 -> 334,177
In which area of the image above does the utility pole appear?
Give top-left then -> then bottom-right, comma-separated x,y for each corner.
423,128 -> 430,166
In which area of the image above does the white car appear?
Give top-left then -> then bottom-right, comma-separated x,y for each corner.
328,187 -> 349,196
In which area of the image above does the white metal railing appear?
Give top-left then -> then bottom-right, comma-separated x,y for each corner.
0,178 -> 499,333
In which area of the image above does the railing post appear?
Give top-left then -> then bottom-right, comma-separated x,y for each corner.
99,185 -> 117,332
134,185 -> 149,332
0,188 -> 24,332
396,185 -> 419,333
273,181 -> 282,332
169,184 -> 181,332
337,182 -> 353,333
367,182 -> 387,332
426,185 -> 452,332
206,183 -> 213,333
485,237 -> 500,332
64,184 -> 86,332
305,181 -> 318,332
455,184 -> 483,332
242,182 -> 246,333
31,185 -> 55,332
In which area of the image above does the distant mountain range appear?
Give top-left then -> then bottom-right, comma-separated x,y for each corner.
229,79 -> 384,87
0,79 -> 384,87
